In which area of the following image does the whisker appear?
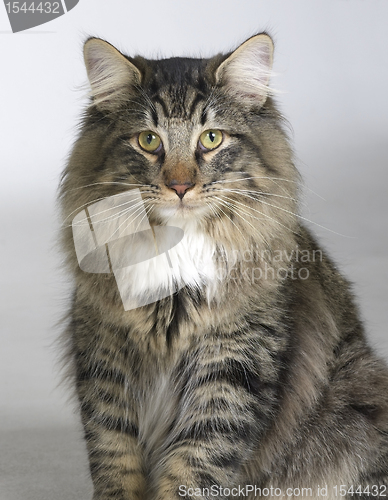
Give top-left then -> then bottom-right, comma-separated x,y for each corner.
66,181 -> 146,193
256,197 -> 354,238
66,198 -> 147,230
212,196 -> 257,233
211,175 -> 295,198
220,192 -> 352,238
215,175 -> 298,185
211,197 -> 272,249
63,196 -> 121,226
134,202 -> 154,234
215,174 -> 325,200
72,198 -> 146,226
221,187 -> 298,203
204,201 -> 220,222
209,198 -> 250,241
104,199 -> 153,243
216,194 -> 296,235
62,189 -> 155,226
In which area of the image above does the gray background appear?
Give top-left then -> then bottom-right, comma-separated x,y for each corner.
0,0 -> 387,498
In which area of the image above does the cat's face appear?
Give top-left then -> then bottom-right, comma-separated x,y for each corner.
69,36 -> 296,237
62,34 -> 300,291
60,35 -> 301,308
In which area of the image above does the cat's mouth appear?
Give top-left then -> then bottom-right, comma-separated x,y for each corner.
156,197 -> 210,222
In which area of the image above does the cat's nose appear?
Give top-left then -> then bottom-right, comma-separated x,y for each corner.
167,180 -> 195,200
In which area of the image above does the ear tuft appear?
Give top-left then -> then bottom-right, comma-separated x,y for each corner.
83,38 -> 141,108
215,34 -> 274,107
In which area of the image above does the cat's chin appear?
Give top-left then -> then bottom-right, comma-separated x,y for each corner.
156,202 -> 210,226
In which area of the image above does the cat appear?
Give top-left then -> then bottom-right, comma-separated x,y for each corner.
59,33 -> 388,500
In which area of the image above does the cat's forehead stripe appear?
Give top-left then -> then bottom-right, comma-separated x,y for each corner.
152,95 -> 169,121
150,87 -> 207,122
143,58 -> 210,122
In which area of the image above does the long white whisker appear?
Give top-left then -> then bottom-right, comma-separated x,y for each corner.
104,200 -> 152,243
221,187 -> 298,203
216,175 -> 297,185
216,194 -> 296,234
256,197 -> 354,238
66,181 -> 145,193
212,175 -> 295,197
212,196 -> 273,249
215,174 -> 325,200
63,189 -> 155,226
210,198 -> 250,241
212,196 -> 258,233
72,198 -> 146,228
221,191 -> 351,238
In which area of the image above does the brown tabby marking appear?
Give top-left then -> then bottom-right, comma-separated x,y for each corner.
59,34 -> 388,500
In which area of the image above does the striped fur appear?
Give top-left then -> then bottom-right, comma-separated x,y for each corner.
59,34 -> 388,499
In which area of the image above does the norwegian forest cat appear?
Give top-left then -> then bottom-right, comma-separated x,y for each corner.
59,34 -> 388,499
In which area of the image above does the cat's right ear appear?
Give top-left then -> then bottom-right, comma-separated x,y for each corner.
83,38 -> 142,109
215,34 -> 274,108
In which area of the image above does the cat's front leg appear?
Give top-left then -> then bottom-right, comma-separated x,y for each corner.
153,354 -> 278,500
76,362 -> 146,500
84,421 -> 145,500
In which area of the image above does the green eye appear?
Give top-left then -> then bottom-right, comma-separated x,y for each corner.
199,130 -> 223,151
138,131 -> 162,152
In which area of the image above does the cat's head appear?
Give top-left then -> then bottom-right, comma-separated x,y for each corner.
65,34 -> 297,234
61,35 -> 300,306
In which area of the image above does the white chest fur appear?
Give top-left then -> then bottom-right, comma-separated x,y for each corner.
113,217 -> 219,309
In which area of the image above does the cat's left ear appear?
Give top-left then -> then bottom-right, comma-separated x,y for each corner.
83,38 -> 142,109
215,34 -> 274,107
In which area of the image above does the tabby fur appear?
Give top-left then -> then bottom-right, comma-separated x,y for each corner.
59,34 -> 388,500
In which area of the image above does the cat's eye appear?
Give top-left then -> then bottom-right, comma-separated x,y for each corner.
138,131 -> 162,153
199,130 -> 223,151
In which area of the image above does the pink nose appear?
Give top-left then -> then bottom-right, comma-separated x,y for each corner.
168,181 -> 194,200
